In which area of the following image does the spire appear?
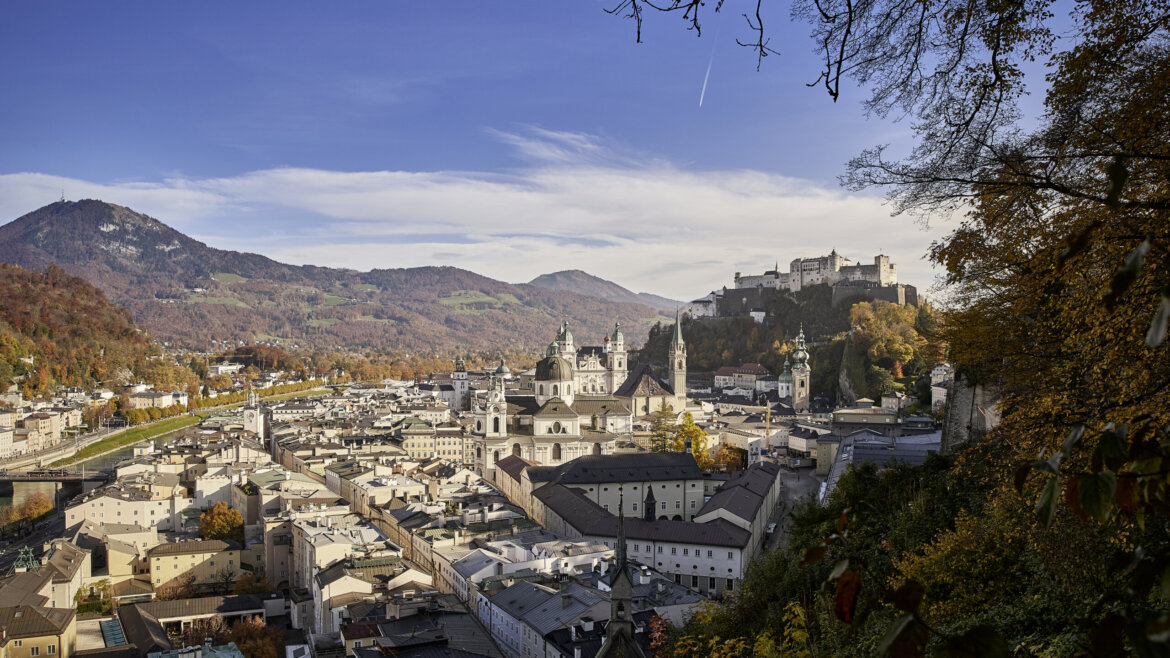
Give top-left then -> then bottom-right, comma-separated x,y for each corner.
616,485 -> 627,570
671,308 -> 684,346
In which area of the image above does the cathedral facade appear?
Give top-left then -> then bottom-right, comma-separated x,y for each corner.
473,319 -> 688,476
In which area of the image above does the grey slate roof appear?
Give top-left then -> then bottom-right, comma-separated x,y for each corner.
534,484 -> 751,548
489,581 -> 606,636
528,453 -> 702,486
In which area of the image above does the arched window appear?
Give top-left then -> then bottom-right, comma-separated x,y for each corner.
492,417 -> 500,434
552,444 -> 562,460
552,384 -> 559,396
593,443 -> 602,456
476,420 -> 482,432
538,384 -> 544,395
566,385 -> 571,395
492,450 -> 500,463
552,421 -> 561,433
477,447 -> 482,458
512,443 -> 521,457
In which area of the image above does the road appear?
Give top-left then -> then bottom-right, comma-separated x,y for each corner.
0,512 -> 66,574
765,466 -> 824,551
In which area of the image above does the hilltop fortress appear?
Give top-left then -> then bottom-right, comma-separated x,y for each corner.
690,250 -> 917,318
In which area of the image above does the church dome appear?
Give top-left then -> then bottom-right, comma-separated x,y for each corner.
495,359 -> 511,375
535,355 -> 573,381
611,322 -> 624,343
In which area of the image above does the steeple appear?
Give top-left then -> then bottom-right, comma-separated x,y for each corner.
598,484 -> 645,657
616,485 -> 627,570
668,309 -> 687,401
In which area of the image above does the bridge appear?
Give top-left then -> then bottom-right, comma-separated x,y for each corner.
0,470 -> 111,483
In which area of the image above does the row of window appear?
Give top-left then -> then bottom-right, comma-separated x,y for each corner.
12,643 -> 55,655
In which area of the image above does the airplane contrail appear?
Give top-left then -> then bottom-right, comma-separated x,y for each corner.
699,27 -> 720,108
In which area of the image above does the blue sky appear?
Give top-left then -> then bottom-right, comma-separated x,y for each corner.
0,1 -> 946,299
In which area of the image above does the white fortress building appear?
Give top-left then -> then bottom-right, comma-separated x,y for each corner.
690,251 -> 912,318
733,250 -> 896,292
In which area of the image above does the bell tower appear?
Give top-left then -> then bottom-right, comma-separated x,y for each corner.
668,310 -> 687,401
605,322 -> 627,393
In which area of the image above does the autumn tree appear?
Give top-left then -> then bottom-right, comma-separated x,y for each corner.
671,412 -> 714,471
607,0 -> 1170,654
20,491 -> 53,523
228,615 -> 284,658
648,404 -> 675,453
199,501 -> 244,544
233,574 -> 274,595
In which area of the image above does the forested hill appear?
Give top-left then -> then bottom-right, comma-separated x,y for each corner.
0,200 -> 669,352
0,264 -> 195,398
636,285 -> 943,402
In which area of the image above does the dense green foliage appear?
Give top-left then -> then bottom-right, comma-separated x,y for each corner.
634,285 -> 855,375
657,437 -> 1153,656
635,289 -> 939,403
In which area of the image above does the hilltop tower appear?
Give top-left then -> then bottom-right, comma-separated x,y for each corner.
668,310 -> 687,404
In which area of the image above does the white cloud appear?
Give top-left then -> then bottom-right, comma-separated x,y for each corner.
0,128 -> 948,300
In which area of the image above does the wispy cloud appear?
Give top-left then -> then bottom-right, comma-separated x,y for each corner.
0,128 -> 948,299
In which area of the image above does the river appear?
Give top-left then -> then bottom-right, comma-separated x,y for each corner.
0,426 -> 190,513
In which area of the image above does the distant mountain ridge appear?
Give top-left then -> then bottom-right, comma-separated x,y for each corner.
528,270 -> 680,312
0,200 -> 670,352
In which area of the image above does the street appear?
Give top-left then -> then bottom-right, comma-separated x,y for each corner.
765,466 -> 823,551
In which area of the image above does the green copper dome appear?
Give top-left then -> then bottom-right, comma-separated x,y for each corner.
612,322 -> 624,343
535,355 -> 573,381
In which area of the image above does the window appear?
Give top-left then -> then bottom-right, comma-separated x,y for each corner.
14,641 -> 21,648
683,548 -> 689,556
675,501 -> 681,509
690,500 -> 696,509
48,646 -> 56,655
671,547 -> 677,555
660,501 -> 667,510
31,647 -> 40,656
633,544 -> 639,552
728,552 -> 734,559
707,550 -> 713,558
632,503 -> 638,511
657,546 -> 663,554
727,579 -> 734,591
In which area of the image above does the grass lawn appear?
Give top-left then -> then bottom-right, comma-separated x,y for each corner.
49,415 -> 202,467
186,294 -> 250,308
307,317 -> 341,328
439,290 -> 501,307
323,294 -> 348,306
212,272 -> 247,284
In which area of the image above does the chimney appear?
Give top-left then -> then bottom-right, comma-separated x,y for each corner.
561,594 -> 572,609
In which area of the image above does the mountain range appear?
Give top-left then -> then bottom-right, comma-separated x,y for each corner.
0,200 -> 674,353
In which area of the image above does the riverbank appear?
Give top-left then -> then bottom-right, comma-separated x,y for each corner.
48,415 -> 202,467
46,387 -> 331,468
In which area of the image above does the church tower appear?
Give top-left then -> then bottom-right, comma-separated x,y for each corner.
483,375 -> 507,438
668,310 -> 687,403
792,326 -> 811,412
605,322 -> 627,393
452,356 -> 470,411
